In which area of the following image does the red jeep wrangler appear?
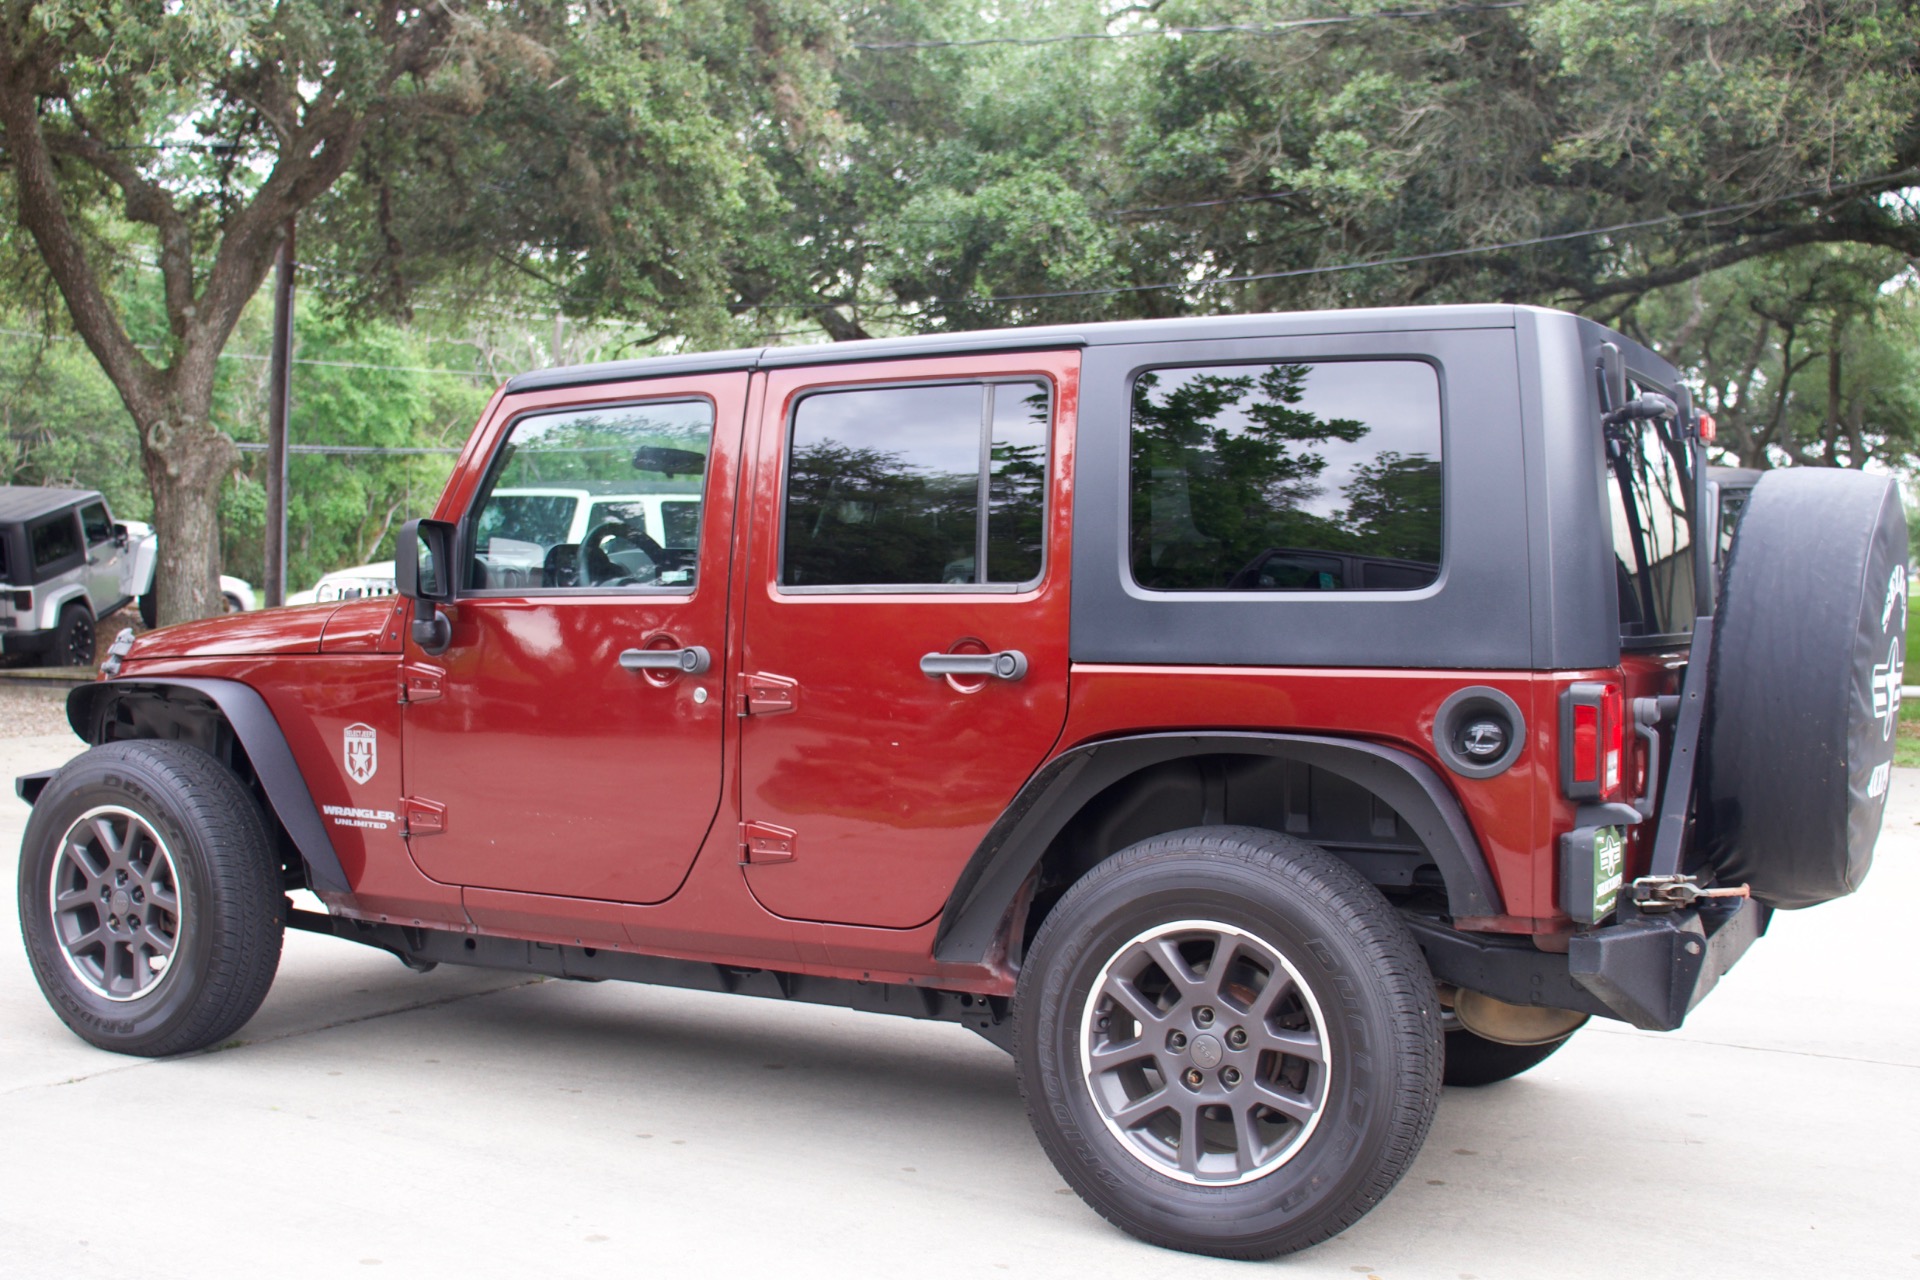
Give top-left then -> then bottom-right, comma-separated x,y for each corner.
16,306 -> 1904,1259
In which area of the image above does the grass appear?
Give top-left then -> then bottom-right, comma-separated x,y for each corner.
1900,602 -> 1920,768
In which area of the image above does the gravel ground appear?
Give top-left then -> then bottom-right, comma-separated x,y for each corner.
0,686 -> 75,740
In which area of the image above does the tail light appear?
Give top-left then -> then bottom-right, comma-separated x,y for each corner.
1561,682 -> 1624,801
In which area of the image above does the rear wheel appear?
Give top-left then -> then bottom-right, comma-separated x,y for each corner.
51,604 -> 94,668
18,740 -> 284,1056
1442,1024 -> 1574,1087
1014,826 -> 1441,1259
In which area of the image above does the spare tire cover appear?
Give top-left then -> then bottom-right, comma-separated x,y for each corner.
1699,467 -> 1908,908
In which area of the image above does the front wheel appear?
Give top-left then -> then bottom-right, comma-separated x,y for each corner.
1014,826 -> 1442,1259
18,740 -> 285,1056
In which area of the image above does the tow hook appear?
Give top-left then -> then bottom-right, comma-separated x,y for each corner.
1631,874 -> 1752,912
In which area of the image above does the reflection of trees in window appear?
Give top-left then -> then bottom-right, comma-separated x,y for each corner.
986,384 -> 1049,582
1340,451 -> 1442,565
783,381 -> 1050,587
1129,362 -> 1442,591
499,406 -> 712,487
784,441 -> 978,585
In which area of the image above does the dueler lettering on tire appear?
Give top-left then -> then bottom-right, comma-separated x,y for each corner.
18,740 -> 284,1057
1014,826 -> 1442,1260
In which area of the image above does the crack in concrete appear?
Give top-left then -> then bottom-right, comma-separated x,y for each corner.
1,976 -> 545,1096
1589,1022 -> 1920,1070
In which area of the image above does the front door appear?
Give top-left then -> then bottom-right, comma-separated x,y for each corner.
401,373 -> 746,903
78,501 -> 121,607
738,351 -> 1077,929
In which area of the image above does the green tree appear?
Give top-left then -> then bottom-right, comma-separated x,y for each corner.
0,0 -> 836,622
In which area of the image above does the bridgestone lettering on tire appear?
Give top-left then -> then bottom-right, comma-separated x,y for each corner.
1701,467 -> 1910,909
18,740 -> 284,1056
1014,826 -> 1442,1260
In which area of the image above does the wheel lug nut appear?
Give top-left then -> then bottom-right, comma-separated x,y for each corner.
130,888 -> 144,904
1222,1066 -> 1241,1086
1227,1027 -> 1248,1049
1194,1006 -> 1214,1028
1184,1068 -> 1204,1087
1169,1031 -> 1188,1051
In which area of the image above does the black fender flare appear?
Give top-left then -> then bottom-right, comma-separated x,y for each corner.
932,731 -> 1503,965
66,677 -> 350,896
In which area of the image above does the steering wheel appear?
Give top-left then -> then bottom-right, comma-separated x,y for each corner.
581,520 -> 666,586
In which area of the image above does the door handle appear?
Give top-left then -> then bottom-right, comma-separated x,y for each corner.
919,650 -> 1028,681
619,645 -> 712,675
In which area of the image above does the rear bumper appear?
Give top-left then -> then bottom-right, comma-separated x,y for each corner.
0,626 -> 55,656
1408,897 -> 1770,1032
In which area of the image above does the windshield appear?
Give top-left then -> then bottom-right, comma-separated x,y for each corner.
1607,379 -> 1696,644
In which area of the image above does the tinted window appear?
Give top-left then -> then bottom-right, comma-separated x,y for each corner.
80,503 -> 113,545
468,400 -> 712,591
1130,361 -> 1443,591
1608,385 -> 1695,641
783,381 -> 1050,588
31,515 -> 80,570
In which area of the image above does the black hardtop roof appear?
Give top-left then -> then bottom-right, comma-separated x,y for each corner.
505,303 -> 1536,394
0,486 -> 100,523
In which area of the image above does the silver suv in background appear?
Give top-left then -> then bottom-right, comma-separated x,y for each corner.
0,487 -> 135,666
0,487 -> 258,666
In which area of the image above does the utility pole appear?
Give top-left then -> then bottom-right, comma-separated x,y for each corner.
264,220 -> 295,606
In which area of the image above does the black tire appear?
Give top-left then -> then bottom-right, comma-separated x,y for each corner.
1014,826 -> 1442,1260
49,604 -> 94,669
1701,467 -> 1909,908
18,740 -> 284,1056
1442,1026 -> 1573,1087
138,589 -> 157,629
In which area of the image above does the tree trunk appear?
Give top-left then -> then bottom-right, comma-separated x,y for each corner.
138,411 -> 236,627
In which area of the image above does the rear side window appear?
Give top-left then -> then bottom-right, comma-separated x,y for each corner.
31,515 -> 80,570
782,380 -> 1050,588
1608,385 -> 1695,642
1129,360 -> 1443,591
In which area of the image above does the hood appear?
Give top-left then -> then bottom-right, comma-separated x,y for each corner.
122,601 -> 344,661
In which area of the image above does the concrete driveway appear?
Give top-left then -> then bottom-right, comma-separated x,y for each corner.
1,729 -> 1915,1280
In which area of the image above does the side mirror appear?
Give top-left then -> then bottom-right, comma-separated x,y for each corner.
112,522 -> 129,549
396,517 -> 455,655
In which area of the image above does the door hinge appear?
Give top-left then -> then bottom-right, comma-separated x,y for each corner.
741,672 -> 798,717
740,820 -> 796,864
398,663 -> 444,704
402,795 -> 448,837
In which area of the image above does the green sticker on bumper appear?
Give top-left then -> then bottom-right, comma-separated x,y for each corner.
1594,827 -> 1625,919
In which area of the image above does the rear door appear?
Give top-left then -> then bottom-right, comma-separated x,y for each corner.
737,350 -> 1077,928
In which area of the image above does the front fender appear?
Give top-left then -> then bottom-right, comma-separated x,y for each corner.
65,677 -> 350,896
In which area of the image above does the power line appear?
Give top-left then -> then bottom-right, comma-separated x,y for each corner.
852,3 -> 1529,50
0,327 -> 491,378
746,170 -> 1920,313
231,443 -> 462,455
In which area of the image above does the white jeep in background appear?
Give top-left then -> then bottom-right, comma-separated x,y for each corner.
0,487 -> 255,667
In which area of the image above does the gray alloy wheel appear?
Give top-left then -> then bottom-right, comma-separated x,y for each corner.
1079,919 -> 1332,1184
1015,826 -> 1442,1260
18,740 -> 284,1057
49,805 -> 184,1001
